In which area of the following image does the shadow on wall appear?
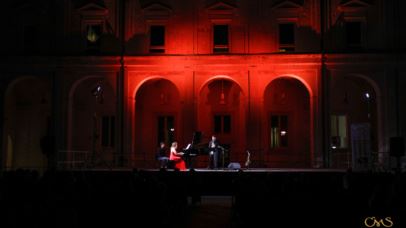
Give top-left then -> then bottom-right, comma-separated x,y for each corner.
60,34 -> 121,55
126,34 -> 148,55
297,26 -> 321,52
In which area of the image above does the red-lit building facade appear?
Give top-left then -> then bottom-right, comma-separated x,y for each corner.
0,0 -> 405,170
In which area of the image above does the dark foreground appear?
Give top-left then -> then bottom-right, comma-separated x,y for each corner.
0,168 -> 404,228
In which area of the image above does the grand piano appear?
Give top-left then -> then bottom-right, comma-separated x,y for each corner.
182,132 -> 208,168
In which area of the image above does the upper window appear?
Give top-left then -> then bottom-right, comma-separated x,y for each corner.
213,25 -> 229,53
345,21 -> 362,49
86,24 -> 102,53
278,23 -> 295,52
77,2 -> 108,54
150,25 -> 166,53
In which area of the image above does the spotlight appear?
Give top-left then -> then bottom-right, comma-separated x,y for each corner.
365,92 -> 370,99
91,84 -> 104,104
92,84 -> 103,97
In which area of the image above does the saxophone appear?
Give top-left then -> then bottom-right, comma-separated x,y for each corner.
244,150 -> 251,167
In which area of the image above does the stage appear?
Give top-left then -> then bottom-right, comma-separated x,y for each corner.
63,167 -> 347,173
141,167 -> 347,173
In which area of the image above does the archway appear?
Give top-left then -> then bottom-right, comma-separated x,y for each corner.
330,75 -> 378,170
198,78 -> 246,168
68,77 -> 116,168
3,77 -> 51,170
134,78 -> 181,168
264,77 -> 311,168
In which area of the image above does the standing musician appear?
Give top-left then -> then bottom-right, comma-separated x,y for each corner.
169,142 -> 186,170
208,135 -> 220,169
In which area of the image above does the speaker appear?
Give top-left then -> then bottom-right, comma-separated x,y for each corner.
390,137 -> 405,157
228,162 -> 241,170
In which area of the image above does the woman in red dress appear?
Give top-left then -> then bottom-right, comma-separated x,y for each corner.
169,142 -> 186,170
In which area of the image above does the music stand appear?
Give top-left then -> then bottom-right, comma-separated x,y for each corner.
218,145 -> 226,168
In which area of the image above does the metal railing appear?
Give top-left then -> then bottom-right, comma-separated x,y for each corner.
57,150 -> 89,169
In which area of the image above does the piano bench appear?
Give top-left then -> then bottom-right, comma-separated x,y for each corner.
167,160 -> 175,169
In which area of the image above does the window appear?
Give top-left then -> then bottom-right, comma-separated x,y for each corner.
158,116 -> 174,144
331,115 -> 348,149
278,23 -> 295,52
213,25 -> 229,53
214,115 -> 231,134
270,115 -> 288,148
86,24 -> 102,52
24,25 -> 39,54
101,115 -> 115,147
150,25 -> 165,53
345,21 -> 362,49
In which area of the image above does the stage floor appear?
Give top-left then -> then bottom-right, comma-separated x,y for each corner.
67,167 -> 347,173
143,167 -> 347,172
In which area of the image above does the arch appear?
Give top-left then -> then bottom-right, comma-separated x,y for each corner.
67,75 -> 106,152
3,76 -> 36,156
344,75 -> 382,147
346,73 -> 381,98
3,76 -> 51,170
263,76 -> 312,168
67,75 -> 116,168
4,76 -> 39,99
68,75 -> 110,100
3,76 -> 38,169
197,76 -> 247,167
132,77 -> 181,168
132,76 -> 181,101
199,75 -> 246,96
267,74 -> 313,98
330,73 -> 381,169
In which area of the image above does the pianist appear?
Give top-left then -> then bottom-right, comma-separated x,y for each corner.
169,142 -> 186,170
156,142 -> 169,168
